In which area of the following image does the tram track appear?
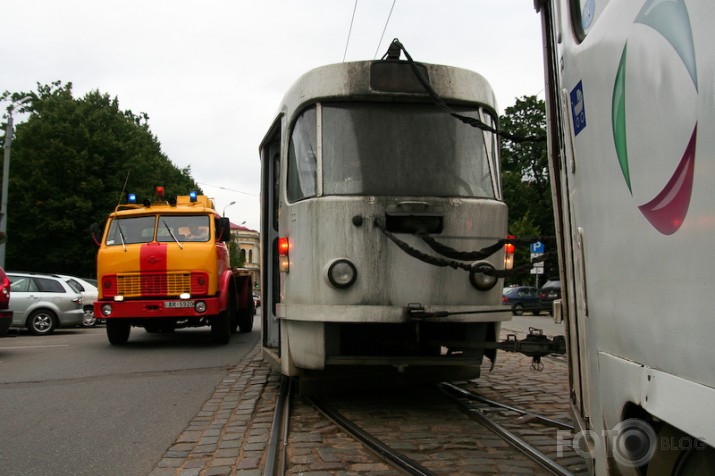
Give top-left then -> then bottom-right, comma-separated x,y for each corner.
438,382 -> 579,476
264,371 -> 587,475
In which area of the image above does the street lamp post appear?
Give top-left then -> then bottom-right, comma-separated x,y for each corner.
222,201 -> 236,217
1,97 -> 32,268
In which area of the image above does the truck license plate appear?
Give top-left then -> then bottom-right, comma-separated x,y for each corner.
164,300 -> 195,309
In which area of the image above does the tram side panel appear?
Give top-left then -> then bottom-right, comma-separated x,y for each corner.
539,0 -> 715,472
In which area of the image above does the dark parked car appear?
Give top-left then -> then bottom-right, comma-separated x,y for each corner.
540,279 -> 562,316
502,286 -> 545,315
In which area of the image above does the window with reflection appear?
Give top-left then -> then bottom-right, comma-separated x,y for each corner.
321,103 -> 496,198
105,216 -> 156,245
287,107 -> 317,202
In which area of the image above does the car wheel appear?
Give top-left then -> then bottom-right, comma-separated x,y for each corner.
106,320 -> 130,345
27,309 -> 58,335
82,307 -> 97,327
512,303 -> 524,316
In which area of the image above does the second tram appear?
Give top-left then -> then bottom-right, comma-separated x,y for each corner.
537,0 -> 715,472
259,43 -> 512,381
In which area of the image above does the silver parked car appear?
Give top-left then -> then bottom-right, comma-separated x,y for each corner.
8,272 -> 84,335
58,275 -> 99,327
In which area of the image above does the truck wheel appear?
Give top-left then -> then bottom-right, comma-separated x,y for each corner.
107,320 -> 130,345
236,307 -> 254,334
211,311 -> 231,345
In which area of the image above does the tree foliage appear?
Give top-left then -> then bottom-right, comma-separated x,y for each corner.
1,81 -> 200,277
229,240 -> 245,268
499,95 -> 557,284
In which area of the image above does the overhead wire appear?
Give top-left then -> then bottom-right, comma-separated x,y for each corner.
374,0 -> 397,59
343,0 -> 359,62
197,182 -> 259,196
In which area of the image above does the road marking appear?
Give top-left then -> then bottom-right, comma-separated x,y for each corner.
0,344 -> 70,350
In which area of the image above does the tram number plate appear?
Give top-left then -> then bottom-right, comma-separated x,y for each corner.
164,300 -> 194,309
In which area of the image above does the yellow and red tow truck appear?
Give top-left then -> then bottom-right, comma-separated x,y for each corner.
93,187 -> 254,345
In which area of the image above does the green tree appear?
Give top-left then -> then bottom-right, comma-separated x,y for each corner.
1,81 -> 201,277
500,95 -> 556,284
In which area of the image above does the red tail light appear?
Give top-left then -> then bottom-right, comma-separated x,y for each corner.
278,237 -> 289,256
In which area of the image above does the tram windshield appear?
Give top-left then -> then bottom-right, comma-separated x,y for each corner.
287,102 -> 497,201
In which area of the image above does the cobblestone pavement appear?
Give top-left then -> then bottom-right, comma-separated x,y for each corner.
150,317 -> 583,475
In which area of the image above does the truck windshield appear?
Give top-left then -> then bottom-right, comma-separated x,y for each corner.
157,215 -> 210,242
105,215 -> 211,246
105,216 -> 156,246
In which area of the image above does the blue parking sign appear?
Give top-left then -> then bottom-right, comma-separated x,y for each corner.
530,241 -> 545,253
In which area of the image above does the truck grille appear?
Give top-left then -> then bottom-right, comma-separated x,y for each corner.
117,272 -> 192,297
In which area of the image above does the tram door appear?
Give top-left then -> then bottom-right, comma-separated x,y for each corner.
260,122 -> 282,353
539,0 -> 592,426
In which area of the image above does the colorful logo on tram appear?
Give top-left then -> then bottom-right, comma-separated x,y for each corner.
611,0 -> 697,235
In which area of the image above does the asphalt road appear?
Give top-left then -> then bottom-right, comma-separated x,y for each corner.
0,318 -> 261,476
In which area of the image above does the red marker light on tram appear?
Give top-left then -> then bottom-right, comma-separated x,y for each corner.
278,237 -> 290,272
278,237 -> 289,256
504,235 -> 515,271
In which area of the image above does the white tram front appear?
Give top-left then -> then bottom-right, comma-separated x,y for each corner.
260,50 -> 511,381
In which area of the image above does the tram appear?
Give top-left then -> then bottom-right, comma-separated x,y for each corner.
259,41 -> 512,382
537,0 -> 715,473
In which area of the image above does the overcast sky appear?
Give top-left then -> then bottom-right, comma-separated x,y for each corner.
2,0 -> 545,231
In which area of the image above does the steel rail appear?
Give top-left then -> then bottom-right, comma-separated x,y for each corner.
264,375 -> 290,476
438,383 -> 575,476
439,382 -> 574,430
306,395 -> 436,476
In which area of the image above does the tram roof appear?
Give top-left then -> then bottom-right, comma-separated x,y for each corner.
276,60 -> 498,119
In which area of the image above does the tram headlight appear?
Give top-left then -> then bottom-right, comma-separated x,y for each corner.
326,259 -> 358,289
469,262 -> 498,291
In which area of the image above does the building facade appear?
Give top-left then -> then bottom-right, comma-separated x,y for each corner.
231,223 -> 260,294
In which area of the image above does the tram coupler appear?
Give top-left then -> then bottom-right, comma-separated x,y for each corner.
498,327 -> 566,370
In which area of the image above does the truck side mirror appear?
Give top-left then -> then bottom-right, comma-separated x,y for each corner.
90,222 -> 103,246
216,217 -> 231,242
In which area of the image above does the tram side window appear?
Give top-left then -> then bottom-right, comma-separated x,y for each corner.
570,0 -> 607,39
287,107 -> 317,202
